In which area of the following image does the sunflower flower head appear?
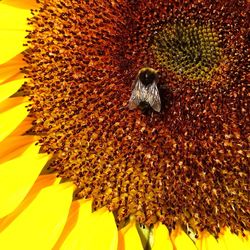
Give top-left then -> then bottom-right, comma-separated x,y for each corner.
15,0 -> 249,242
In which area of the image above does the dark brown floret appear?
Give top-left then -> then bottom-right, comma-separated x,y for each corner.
22,0 -> 250,236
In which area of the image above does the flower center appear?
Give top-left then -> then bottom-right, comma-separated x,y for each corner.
152,21 -> 222,80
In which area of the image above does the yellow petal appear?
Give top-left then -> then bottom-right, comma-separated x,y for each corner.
0,3 -> 32,64
53,199 -> 91,249
217,228 -> 249,250
0,142 -> 50,218
0,101 -> 29,142
81,208 -> 118,250
196,231 -> 224,250
0,54 -> 24,84
0,79 -> 24,103
0,182 -> 74,250
118,220 -> 144,250
0,30 -> 27,64
1,0 -> 38,9
0,174 -> 58,230
0,96 -> 27,112
57,204 -> 118,250
0,3 -> 31,31
152,223 -> 173,250
82,208 -> 118,250
170,225 -> 197,250
9,117 -> 33,137
0,135 -> 36,163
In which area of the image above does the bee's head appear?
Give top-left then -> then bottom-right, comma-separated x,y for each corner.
138,67 -> 158,86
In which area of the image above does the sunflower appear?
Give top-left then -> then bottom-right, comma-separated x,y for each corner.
0,0 -> 249,249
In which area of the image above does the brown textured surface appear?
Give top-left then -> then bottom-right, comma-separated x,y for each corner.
22,0 -> 249,235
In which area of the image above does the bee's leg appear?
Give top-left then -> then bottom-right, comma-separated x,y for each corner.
159,84 -> 168,90
150,112 -> 154,122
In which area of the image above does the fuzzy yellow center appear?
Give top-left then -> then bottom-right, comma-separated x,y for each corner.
152,22 -> 222,80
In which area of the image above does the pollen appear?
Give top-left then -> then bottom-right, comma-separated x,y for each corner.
22,0 -> 249,236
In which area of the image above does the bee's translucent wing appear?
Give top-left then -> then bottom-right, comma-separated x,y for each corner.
128,79 -> 147,110
129,78 -> 161,112
146,82 -> 161,112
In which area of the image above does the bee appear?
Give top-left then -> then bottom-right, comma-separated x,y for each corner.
129,67 -> 161,112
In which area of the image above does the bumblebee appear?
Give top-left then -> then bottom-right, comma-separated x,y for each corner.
129,67 -> 161,112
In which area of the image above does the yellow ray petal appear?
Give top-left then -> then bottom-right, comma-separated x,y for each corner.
9,117 -> 33,137
0,135 -> 36,163
217,228 -> 249,250
196,231 -> 224,250
0,54 -> 24,84
81,207 -> 118,250
0,3 -> 32,64
0,142 -> 50,218
54,199 -> 89,249
1,0 -> 38,9
118,220 -> 144,250
0,101 -> 29,142
0,79 -> 24,103
0,96 -> 27,112
152,223 -> 173,250
0,30 -> 27,64
53,200 -> 118,250
57,203 -> 118,250
0,182 -> 74,250
0,3 -> 31,31
170,225 -> 197,250
0,174 -> 58,231
53,200 -> 86,250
